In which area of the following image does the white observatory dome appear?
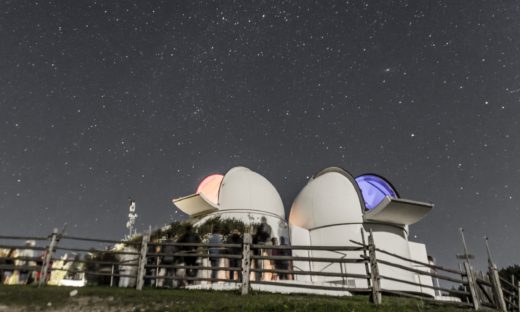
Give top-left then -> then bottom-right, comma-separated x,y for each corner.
218,166 -> 285,219
289,167 -> 365,229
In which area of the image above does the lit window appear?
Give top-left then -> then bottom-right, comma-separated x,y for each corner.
355,175 -> 398,210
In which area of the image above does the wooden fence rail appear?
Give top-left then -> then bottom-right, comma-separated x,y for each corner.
373,246 -> 466,276
55,246 -> 141,255
382,289 -> 474,308
0,244 -> 48,251
376,258 -> 467,284
60,235 -> 141,245
0,236 -> 49,241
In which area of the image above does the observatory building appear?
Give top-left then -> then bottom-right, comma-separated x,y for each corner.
173,166 -> 434,295
173,166 -> 289,239
289,167 -> 434,295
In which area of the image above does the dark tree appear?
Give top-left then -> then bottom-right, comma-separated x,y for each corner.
499,265 -> 520,284
84,249 -> 120,286
196,217 -> 246,237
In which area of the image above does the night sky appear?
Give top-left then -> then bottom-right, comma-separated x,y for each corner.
1,1 -> 519,270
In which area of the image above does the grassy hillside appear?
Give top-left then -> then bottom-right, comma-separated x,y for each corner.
0,285 -> 474,312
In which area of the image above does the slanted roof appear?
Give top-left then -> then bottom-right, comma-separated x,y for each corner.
172,193 -> 218,218
363,196 -> 433,225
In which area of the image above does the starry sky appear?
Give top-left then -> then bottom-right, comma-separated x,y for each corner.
1,1 -> 519,270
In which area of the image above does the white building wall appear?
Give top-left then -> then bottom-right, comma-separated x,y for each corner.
289,225 -> 312,282
368,224 -> 418,293
408,241 -> 435,297
300,223 -> 421,293
306,224 -> 368,288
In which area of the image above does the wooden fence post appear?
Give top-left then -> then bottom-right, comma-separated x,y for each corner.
367,229 -> 381,305
136,230 -> 150,290
110,265 -> 114,287
488,264 -> 507,311
512,275 -> 516,312
241,233 -> 252,295
360,228 -> 371,289
484,236 -> 507,311
517,281 -> 520,312
463,261 -> 480,310
38,228 -> 58,287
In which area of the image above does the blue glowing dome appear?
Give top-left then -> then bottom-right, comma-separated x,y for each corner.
355,175 -> 398,210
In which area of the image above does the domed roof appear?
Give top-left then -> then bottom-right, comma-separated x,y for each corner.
289,167 -> 365,229
218,166 -> 285,218
355,174 -> 398,210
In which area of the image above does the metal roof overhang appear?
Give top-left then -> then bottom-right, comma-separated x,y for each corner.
172,193 -> 219,217
363,196 -> 433,225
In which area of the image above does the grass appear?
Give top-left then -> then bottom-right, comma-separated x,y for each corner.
0,285 -> 476,312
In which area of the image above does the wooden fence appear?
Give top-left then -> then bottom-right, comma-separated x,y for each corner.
0,229 -> 518,311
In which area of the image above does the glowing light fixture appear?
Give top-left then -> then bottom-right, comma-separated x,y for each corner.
355,175 -> 398,210
196,174 -> 224,205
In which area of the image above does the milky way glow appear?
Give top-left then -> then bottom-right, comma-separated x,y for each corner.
196,174 -> 224,205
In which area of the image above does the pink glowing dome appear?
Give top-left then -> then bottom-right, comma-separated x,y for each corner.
196,174 -> 224,205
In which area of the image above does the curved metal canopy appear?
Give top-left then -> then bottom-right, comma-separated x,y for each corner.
363,196 -> 433,225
